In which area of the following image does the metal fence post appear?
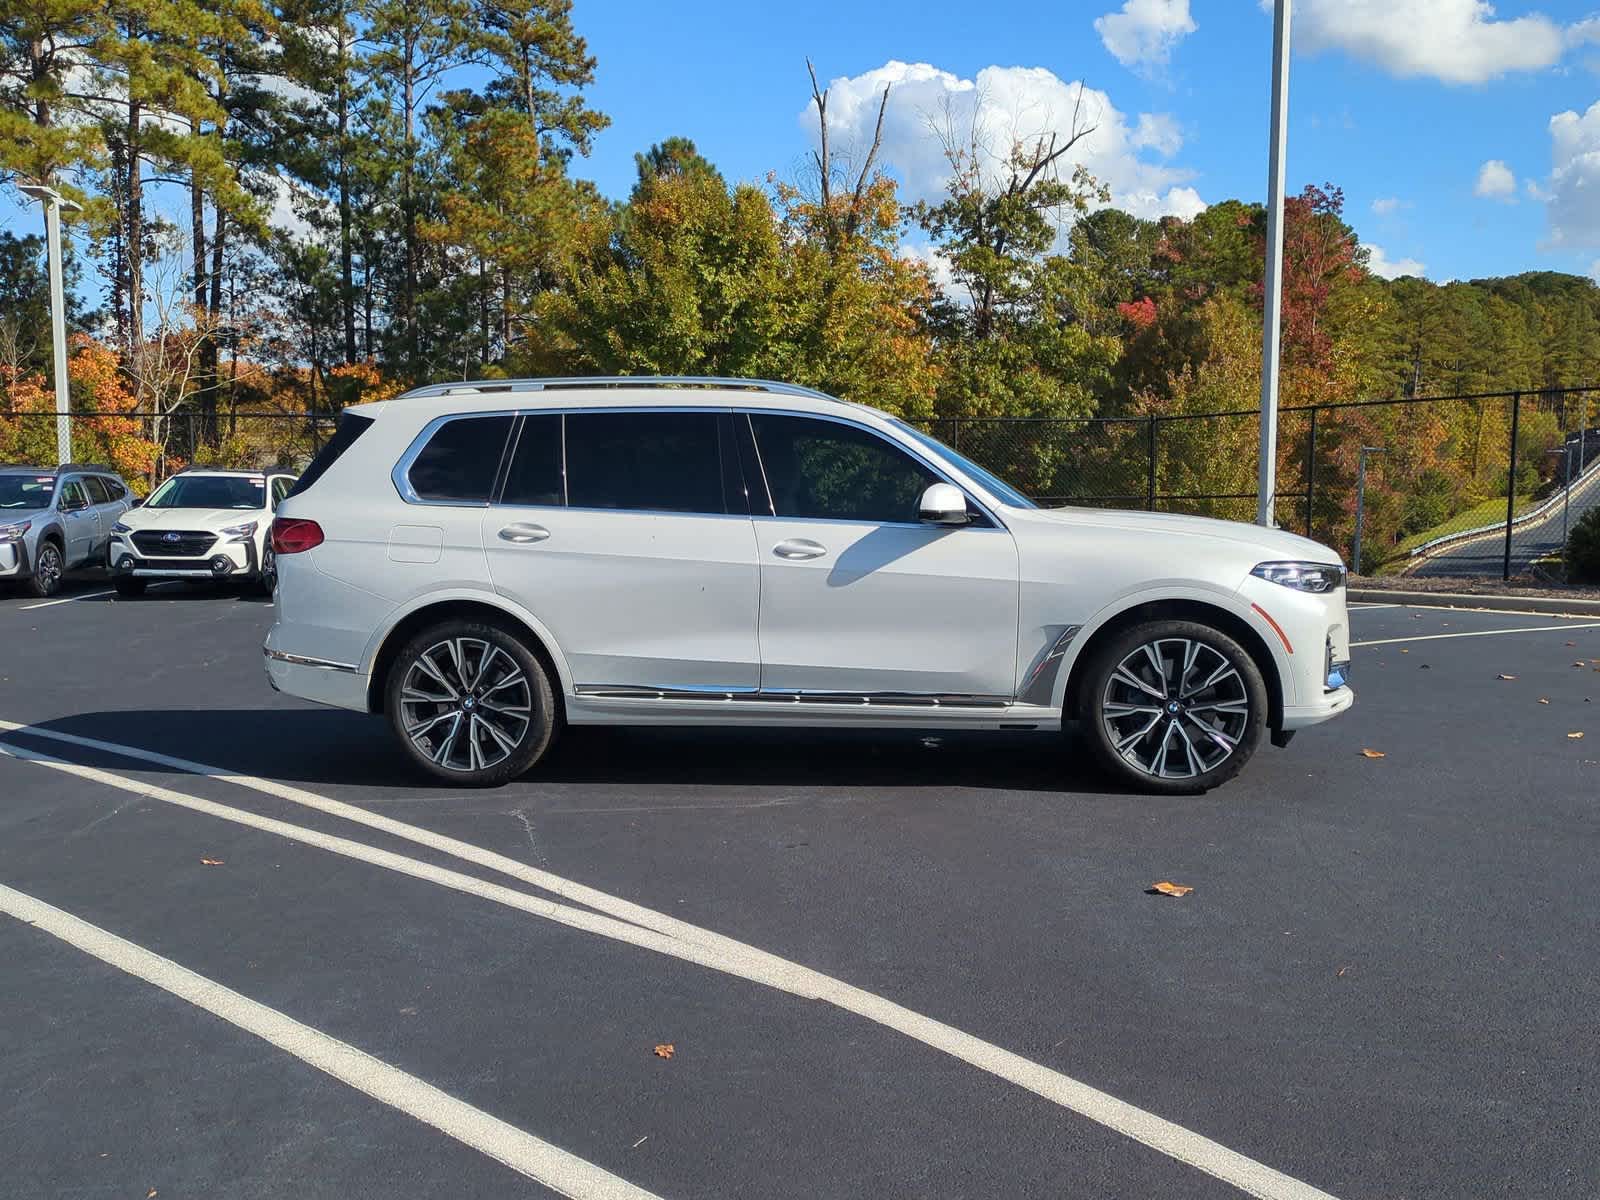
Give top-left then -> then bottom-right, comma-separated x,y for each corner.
1503,390 -> 1521,583
1145,415 -> 1157,511
1304,406 -> 1317,538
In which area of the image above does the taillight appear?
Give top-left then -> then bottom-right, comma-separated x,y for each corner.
271,517 -> 324,554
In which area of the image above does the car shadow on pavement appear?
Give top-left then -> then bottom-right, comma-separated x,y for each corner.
18,708 -> 1142,796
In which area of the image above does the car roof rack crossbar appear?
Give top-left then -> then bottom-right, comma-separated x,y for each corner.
55,462 -> 118,474
396,376 -> 840,404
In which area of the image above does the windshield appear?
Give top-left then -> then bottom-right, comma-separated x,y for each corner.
891,421 -> 1038,509
145,474 -> 265,510
0,475 -> 55,510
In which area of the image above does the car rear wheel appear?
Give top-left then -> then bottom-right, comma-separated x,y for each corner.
1078,619 -> 1267,794
27,541 -> 63,598
385,619 -> 558,786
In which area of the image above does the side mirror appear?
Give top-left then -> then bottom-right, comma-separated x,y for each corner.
918,482 -> 970,526
130,497 -> 144,508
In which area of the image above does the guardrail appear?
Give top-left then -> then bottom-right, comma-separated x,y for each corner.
1407,455 -> 1600,560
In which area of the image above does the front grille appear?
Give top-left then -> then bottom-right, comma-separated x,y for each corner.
132,530 -> 216,557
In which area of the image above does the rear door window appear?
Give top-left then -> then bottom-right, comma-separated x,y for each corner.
82,476 -> 110,505
99,476 -> 128,501
406,415 -> 514,504
499,415 -> 564,506
563,411 -> 731,514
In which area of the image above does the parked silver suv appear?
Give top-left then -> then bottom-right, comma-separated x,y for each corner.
0,464 -> 135,598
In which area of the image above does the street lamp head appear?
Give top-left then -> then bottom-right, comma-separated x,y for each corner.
16,183 -> 83,213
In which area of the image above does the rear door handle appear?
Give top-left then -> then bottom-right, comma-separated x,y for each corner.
773,537 -> 826,561
498,523 -> 550,544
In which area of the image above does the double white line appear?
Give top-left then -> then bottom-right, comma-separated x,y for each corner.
0,719 -> 1342,1200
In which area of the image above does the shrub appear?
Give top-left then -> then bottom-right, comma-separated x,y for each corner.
1565,506 -> 1600,585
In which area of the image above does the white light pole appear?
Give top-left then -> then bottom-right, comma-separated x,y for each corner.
17,183 -> 83,466
1257,0 -> 1292,527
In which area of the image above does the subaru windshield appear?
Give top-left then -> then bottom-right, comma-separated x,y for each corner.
0,475 -> 56,510
145,475 -> 265,510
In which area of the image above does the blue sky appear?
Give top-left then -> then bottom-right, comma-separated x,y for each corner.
569,0 -> 1600,284
5,0 -> 1598,291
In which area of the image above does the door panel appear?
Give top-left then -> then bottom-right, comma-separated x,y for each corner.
755,520 -> 1020,696
483,409 -> 761,691
56,480 -> 96,566
483,508 -> 761,689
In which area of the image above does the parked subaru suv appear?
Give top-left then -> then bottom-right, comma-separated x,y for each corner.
110,467 -> 296,597
0,463 -> 134,598
264,378 -> 1353,792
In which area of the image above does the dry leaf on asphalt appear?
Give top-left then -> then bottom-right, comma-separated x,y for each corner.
1399,649 -> 1409,654
1360,748 -> 1387,758
199,858 -> 224,866
1567,641 -> 1577,646
653,1043 -> 675,1059
147,1191 -> 157,1199
1539,698 -> 1551,704
1497,674 -> 1517,680
1148,881 -> 1194,897
1569,732 -> 1586,740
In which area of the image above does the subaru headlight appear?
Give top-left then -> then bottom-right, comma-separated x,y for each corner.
0,520 -> 31,544
220,519 -> 258,541
112,520 -> 133,534
1250,561 -> 1346,593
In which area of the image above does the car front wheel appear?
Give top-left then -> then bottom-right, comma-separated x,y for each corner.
27,541 -> 63,598
385,619 -> 558,786
1079,619 -> 1267,793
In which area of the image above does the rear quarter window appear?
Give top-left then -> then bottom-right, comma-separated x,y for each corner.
404,415 -> 515,503
287,413 -> 375,499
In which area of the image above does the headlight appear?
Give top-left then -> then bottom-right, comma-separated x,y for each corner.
220,520 -> 258,540
1250,561 -> 1346,593
0,520 -> 31,544
112,521 -> 133,534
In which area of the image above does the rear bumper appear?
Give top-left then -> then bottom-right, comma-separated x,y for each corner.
263,641 -> 370,712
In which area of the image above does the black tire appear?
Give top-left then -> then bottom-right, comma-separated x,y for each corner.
385,618 -> 558,786
27,540 -> 64,598
256,544 -> 277,597
114,577 -> 147,598
1077,619 -> 1267,794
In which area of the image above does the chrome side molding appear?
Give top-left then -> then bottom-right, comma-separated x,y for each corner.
263,647 -> 359,674
574,684 -> 1009,709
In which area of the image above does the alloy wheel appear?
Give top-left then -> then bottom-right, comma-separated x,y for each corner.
1100,637 -> 1250,780
398,637 -> 534,773
36,545 -> 62,594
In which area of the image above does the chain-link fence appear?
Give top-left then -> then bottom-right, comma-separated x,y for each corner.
930,386 -> 1598,581
5,386 -> 1595,581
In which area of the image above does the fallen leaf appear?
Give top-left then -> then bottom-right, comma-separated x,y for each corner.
1497,674 -> 1517,681
199,858 -> 224,866
148,1192 -> 158,1199
1148,881 -> 1194,897
1336,966 -> 1350,977
1360,748 -> 1387,759
1569,732 -> 1586,740
653,1043 -> 675,1059
1539,698 -> 1551,705
1567,641 -> 1577,646
1399,649 -> 1409,654
631,1136 -> 649,1149
1577,662 -> 1588,668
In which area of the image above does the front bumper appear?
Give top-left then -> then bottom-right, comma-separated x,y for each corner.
110,535 -> 257,579
0,540 -> 32,578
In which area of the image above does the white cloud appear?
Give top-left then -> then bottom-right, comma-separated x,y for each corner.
1544,100 -> 1600,248
1590,259 -> 1600,283
1371,196 -> 1401,215
1474,158 -> 1517,200
897,241 -> 956,294
1280,0 -> 1574,84
1095,0 -> 1197,70
1363,243 -> 1427,279
804,61 -> 1205,231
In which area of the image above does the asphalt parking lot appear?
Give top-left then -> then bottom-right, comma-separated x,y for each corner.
2,580 -> 1598,1200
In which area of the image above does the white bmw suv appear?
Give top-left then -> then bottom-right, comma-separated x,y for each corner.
110,468 -> 296,597
264,378 -> 1353,792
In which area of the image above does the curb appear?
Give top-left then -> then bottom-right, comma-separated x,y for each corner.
1350,587 -> 1600,617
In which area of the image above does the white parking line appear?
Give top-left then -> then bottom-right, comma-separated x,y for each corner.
18,589 -> 116,610
1353,620 -> 1600,648
0,722 -> 1343,1200
1347,603 -> 1402,611
0,881 -> 662,1200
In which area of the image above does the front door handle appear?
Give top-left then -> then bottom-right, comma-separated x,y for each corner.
773,537 -> 826,561
498,523 -> 550,545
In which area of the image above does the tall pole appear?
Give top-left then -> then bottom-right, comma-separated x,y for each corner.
1257,0 -> 1291,527
43,195 -> 71,466
1353,446 -> 1386,576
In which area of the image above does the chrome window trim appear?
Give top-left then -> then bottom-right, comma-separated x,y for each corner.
391,410 -> 516,508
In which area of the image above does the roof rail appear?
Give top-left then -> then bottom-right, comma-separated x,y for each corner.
395,376 -> 841,404
56,462 -> 119,475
